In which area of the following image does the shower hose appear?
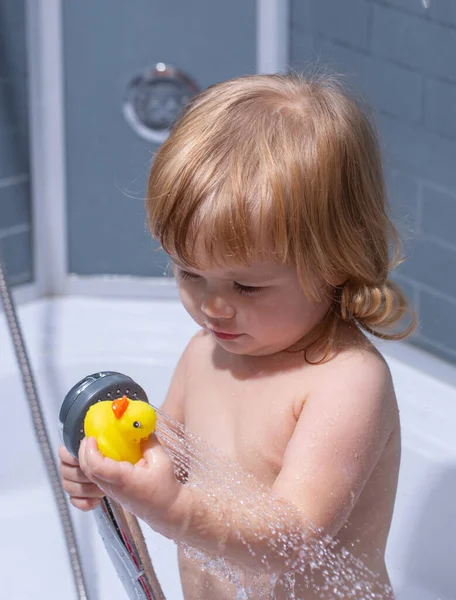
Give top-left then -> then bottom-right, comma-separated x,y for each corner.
0,249 -> 165,600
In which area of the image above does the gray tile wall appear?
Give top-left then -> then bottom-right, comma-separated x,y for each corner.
0,0 -> 32,286
62,1 -> 256,279
290,0 -> 456,364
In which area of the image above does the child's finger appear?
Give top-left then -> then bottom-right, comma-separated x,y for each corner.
58,444 -> 80,466
79,437 -> 132,486
141,433 -> 170,467
62,479 -> 105,499
70,497 -> 102,512
60,461 -> 93,484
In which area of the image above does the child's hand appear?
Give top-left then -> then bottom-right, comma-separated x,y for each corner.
58,445 -> 105,511
78,435 -> 184,536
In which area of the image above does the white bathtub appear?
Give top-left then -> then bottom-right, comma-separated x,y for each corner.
1,297 -> 455,600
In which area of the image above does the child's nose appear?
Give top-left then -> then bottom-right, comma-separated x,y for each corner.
201,291 -> 235,319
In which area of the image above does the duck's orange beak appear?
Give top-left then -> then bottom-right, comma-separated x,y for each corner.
112,395 -> 129,419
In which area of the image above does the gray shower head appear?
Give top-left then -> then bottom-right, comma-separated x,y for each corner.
59,371 -> 149,458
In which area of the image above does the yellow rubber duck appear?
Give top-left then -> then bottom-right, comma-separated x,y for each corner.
84,396 -> 157,464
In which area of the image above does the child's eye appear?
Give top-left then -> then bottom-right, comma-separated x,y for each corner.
177,269 -> 199,281
232,282 -> 263,296
176,267 -> 262,296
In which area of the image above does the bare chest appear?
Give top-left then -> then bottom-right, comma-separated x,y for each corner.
182,362 -> 305,486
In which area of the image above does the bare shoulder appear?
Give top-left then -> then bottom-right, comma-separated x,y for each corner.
316,320 -> 392,382
330,338 -> 393,387
305,332 -> 398,432
182,328 -> 212,361
176,328 -> 219,379
159,329 -> 208,422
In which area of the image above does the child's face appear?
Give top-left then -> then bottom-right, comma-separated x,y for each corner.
170,251 -> 330,357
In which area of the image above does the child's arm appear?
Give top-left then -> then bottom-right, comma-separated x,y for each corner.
272,353 -> 395,541
79,352 -> 395,573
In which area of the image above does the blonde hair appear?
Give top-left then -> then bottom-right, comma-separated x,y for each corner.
146,72 -> 416,362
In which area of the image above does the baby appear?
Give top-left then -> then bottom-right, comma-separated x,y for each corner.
59,72 -> 415,599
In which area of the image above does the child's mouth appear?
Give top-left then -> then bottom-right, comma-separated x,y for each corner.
210,329 -> 242,341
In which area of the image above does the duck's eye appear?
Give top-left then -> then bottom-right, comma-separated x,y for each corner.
133,421 -> 141,428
